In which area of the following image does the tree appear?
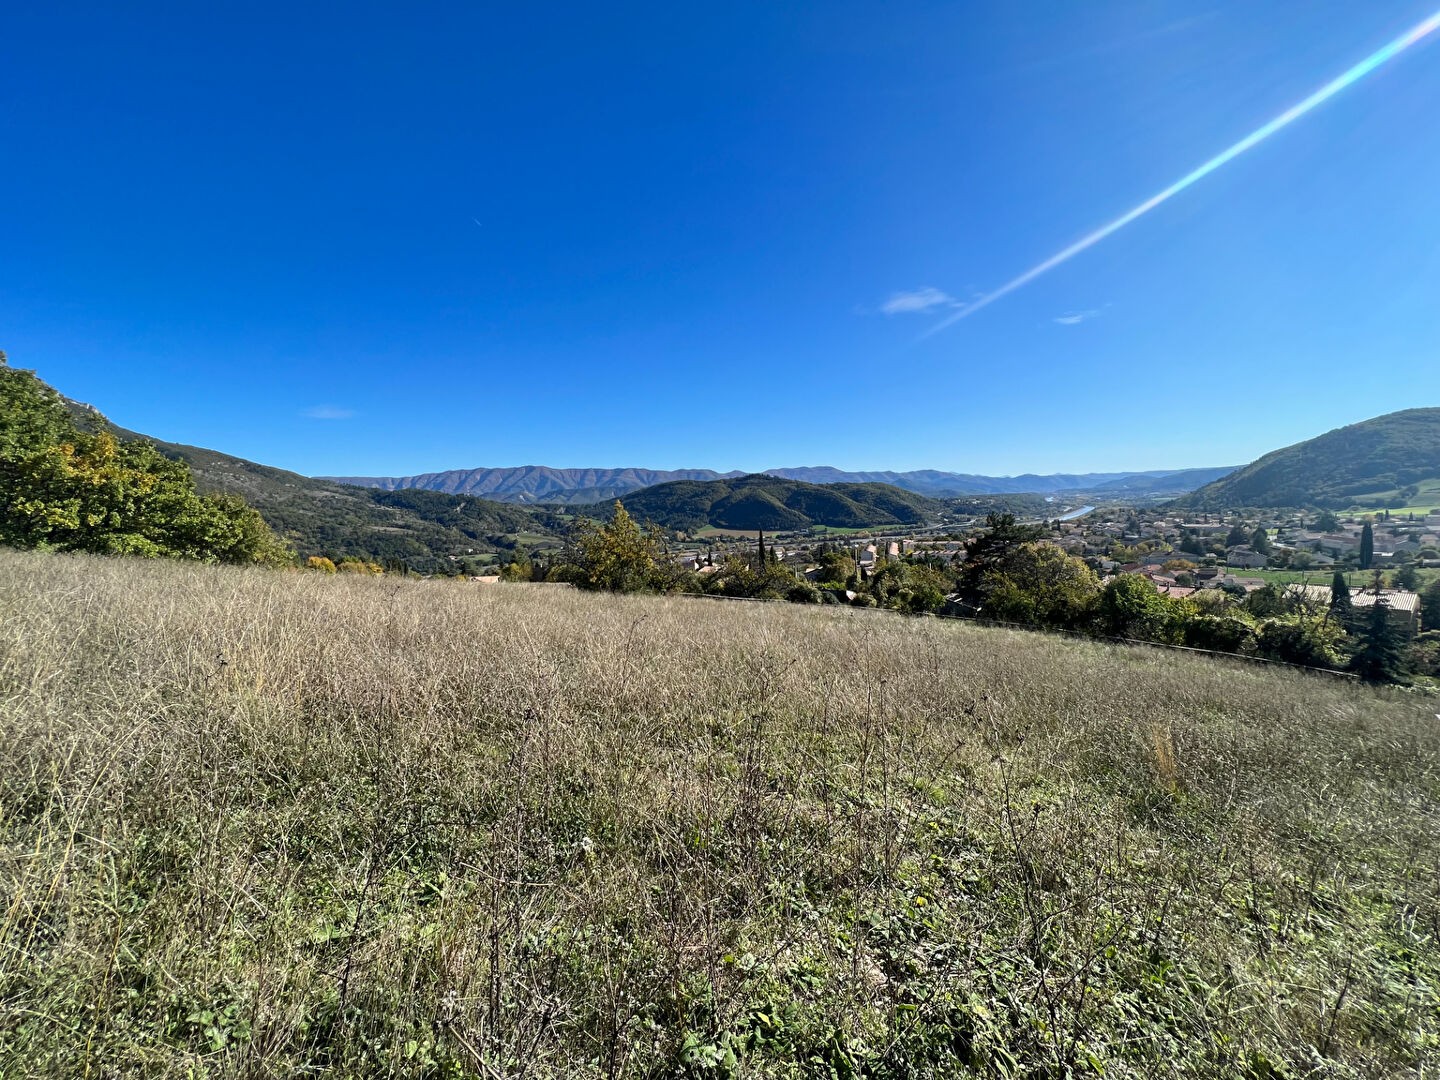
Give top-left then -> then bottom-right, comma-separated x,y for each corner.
1315,510 -> 1341,532
1244,584 -> 1288,618
1421,580 -> 1440,632
814,549 -> 857,587
562,502 -> 670,592
958,513 -> 1044,598
1329,569 -> 1354,627
1393,563 -> 1421,591
976,543 -> 1100,628
1225,523 -> 1250,548
1256,619 -> 1346,670
2,362 -> 293,566
1096,574 -> 1184,643
1250,527 -> 1271,555
1360,522 -> 1375,570
1349,598 -> 1408,683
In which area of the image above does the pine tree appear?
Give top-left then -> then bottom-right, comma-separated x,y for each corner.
1349,598 -> 1407,683
1359,522 -> 1374,570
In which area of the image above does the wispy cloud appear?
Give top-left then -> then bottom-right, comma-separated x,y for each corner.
881,287 -> 960,315
1053,308 -> 1102,326
302,405 -> 356,420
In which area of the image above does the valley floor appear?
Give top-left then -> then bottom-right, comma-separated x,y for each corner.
1,549 -> 1437,1077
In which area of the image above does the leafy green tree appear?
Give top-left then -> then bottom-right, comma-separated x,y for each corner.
1250,527 -> 1271,555
814,549 -> 857,587
1360,522 -> 1374,570
0,362 -> 74,465
1244,584 -> 1289,618
4,429 -> 292,565
1407,630 -> 1440,677
977,543 -> 1100,627
958,513 -> 1044,598
561,501 -> 670,592
1256,619 -> 1346,670
1314,509 -> 1341,531
1225,523 -> 1250,548
704,553 -> 802,600
1349,598 -> 1408,683
1096,574 -> 1184,643
1180,614 -> 1257,654
2,362 -> 293,566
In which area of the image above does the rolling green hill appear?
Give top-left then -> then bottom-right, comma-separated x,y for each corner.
1177,407 -> 1440,509
616,473 -> 943,531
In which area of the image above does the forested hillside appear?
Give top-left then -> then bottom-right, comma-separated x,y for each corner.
0,359 -> 292,565
50,372 -> 565,568
1179,408 -> 1440,508
617,473 -> 942,531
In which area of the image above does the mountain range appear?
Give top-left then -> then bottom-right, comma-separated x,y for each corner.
325,464 -> 1237,503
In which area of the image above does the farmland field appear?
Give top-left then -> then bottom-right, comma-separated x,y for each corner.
1,549 -> 1437,1077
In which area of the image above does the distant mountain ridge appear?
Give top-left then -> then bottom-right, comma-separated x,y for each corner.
326,466 -> 746,505
1177,407 -> 1440,509
50,391 -> 558,568
325,464 -> 1235,503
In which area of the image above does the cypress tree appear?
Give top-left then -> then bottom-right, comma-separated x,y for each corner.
1329,569 -> 1353,627
1359,522 -> 1374,570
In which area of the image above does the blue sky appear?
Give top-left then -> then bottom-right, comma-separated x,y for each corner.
3,2 -> 1438,477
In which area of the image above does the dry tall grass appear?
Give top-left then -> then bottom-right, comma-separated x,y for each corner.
1,548 -> 1437,1078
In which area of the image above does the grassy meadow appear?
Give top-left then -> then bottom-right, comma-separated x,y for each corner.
1,548 -> 1438,1078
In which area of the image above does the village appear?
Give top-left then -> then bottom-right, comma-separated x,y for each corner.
661,504 -> 1440,637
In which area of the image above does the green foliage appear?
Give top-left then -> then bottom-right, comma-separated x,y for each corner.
866,558 -> 951,613
1243,583 -> 1289,618
618,474 -> 941,532
1096,574 -> 1185,642
1,366 -> 293,566
1330,569 -> 1354,624
1349,599 -> 1409,684
703,554 -> 803,600
1360,522 -> 1375,570
1255,618 -> 1347,669
1393,562 -> 1421,592
562,502 -> 673,592
1179,407 -> 1440,509
1423,580 -> 1440,633
976,542 -> 1100,627
957,513 -> 1045,596
814,549 -> 858,587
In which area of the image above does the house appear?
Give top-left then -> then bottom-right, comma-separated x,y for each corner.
1226,548 -> 1268,569
1285,585 -> 1421,637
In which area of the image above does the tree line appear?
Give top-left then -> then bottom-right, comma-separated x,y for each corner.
530,503 -> 1432,684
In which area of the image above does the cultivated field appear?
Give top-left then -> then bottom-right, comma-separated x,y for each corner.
1,549 -> 1437,1078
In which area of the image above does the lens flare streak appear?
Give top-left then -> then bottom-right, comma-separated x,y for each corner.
926,10 -> 1440,335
